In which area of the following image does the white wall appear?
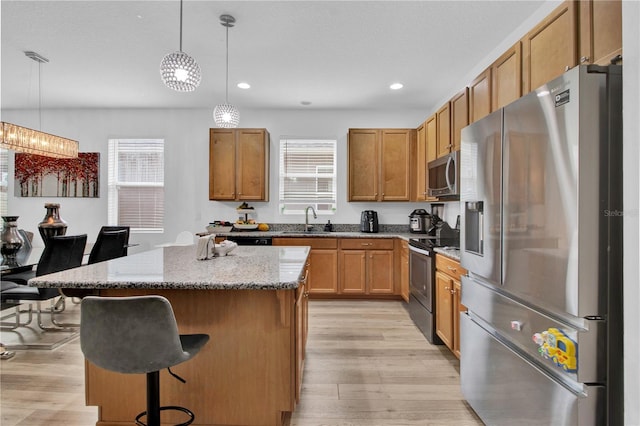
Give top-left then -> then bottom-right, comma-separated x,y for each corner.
2,107 -> 460,251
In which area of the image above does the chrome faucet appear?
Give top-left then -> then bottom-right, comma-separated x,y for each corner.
304,206 -> 317,232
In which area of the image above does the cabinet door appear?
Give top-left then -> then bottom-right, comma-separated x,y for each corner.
492,42 -> 522,110
348,129 -> 379,201
578,0 -> 622,66
400,241 -> 409,302
522,1 -> 577,94
469,68 -> 492,123
436,103 -> 451,158
415,123 -> 427,201
308,249 -> 338,294
453,279 -> 463,359
295,282 -> 306,402
209,129 -> 236,200
368,250 -> 395,294
236,129 -> 268,201
425,115 -> 438,202
450,89 -> 469,152
380,129 -> 414,201
339,250 -> 367,294
435,270 -> 454,350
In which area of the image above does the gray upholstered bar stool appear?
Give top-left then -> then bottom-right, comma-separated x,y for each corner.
80,295 -> 209,426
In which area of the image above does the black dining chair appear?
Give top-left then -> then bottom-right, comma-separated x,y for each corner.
88,229 -> 129,264
0,234 -> 87,331
96,226 -> 130,255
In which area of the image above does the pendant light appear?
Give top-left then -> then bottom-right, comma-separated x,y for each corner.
160,0 -> 201,92
213,14 -> 240,128
0,51 -> 79,158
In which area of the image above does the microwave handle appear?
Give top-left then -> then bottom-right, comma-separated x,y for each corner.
445,156 -> 454,192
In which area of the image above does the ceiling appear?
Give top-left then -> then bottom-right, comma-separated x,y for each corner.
1,0 -> 547,112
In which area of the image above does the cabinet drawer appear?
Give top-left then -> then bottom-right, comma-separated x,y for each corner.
273,238 -> 338,249
436,254 -> 467,281
340,238 -> 394,250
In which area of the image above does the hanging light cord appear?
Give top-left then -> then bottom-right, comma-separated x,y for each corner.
179,0 -> 183,52
225,23 -> 229,103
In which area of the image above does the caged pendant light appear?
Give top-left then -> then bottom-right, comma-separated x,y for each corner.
160,0 -> 201,92
213,14 -> 240,128
0,51 -> 78,159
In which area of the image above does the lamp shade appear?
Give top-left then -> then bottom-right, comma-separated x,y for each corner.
160,51 -> 201,92
0,122 -> 78,158
213,104 -> 240,128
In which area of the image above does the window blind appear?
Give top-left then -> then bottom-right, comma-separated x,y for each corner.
0,149 -> 7,218
108,139 -> 164,232
279,138 -> 336,214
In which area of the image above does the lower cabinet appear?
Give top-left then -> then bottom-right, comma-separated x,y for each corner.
273,238 -> 338,295
435,254 -> 467,358
295,276 -> 308,403
339,238 -> 395,295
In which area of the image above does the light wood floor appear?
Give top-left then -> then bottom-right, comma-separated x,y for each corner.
1,299 -> 483,426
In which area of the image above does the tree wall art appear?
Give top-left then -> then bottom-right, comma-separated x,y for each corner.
14,153 -> 100,198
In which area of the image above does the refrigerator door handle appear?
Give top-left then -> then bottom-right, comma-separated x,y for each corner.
478,210 -> 484,254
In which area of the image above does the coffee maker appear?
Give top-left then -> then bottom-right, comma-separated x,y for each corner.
360,210 -> 379,233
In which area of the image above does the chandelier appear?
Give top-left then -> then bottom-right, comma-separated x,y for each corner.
213,14 -> 240,128
160,0 -> 201,92
0,51 -> 78,158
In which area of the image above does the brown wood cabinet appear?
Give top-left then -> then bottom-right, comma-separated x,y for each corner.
398,239 -> 409,302
578,0 -> 622,66
435,254 -> 467,358
415,118 -> 438,201
492,42 -> 522,110
348,129 -> 415,201
273,238 -> 338,296
295,276 -> 308,402
209,128 -> 269,201
450,88 -> 469,152
522,1 -> 578,94
436,103 -> 451,158
469,68 -> 492,124
339,238 -> 394,295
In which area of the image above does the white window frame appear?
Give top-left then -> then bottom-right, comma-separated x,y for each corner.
108,139 -> 164,233
279,137 -> 337,215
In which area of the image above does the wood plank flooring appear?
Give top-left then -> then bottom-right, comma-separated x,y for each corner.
1,299 -> 483,426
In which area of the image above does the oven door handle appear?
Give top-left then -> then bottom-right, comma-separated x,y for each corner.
409,245 -> 432,257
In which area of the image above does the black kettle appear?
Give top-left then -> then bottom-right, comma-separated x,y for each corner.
360,210 -> 379,233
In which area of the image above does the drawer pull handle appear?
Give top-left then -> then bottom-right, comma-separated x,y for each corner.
447,266 -> 457,272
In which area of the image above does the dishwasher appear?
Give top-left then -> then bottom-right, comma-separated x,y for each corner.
224,235 -> 272,246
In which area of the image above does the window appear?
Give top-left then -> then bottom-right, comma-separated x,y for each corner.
108,139 -> 164,232
0,148 -> 7,217
279,138 -> 336,215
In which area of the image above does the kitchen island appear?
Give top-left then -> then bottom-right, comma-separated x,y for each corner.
30,245 -> 311,426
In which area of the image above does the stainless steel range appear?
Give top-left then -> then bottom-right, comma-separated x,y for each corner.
407,237 -> 442,344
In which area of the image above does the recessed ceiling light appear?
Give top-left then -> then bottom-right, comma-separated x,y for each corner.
390,83 -> 404,90
301,101 -> 312,106
237,82 -> 250,89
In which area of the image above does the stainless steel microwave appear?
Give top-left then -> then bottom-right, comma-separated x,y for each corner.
428,151 -> 459,198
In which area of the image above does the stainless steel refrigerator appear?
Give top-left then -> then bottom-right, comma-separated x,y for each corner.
460,65 -> 622,425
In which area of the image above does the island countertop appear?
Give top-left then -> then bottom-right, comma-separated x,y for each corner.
28,245 -> 310,290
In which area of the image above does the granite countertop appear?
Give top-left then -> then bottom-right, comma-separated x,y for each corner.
434,247 -> 461,261
29,245 -> 310,290
215,230 -> 416,241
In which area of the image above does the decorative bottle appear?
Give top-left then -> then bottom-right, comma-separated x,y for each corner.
1,216 -> 23,262
38,203 -> 68,245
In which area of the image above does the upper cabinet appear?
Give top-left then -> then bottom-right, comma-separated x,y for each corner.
469,68 -> 492,124
209,128 -> 270,201
492,42 -> 522,111
415,116 -> 438,201
522,1 -> 578,94
348,128 -> 415,202
450,88 -> 469,152
436,103 -> 451,158
578,0 -> 622,65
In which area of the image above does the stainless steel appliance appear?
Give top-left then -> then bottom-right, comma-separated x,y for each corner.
407,238 -> 441,344
427,150 -> 459,198
409,209 -> 429,234
225,235 -> 272,245
360,210 -> 379,233
460,65 -> 622,425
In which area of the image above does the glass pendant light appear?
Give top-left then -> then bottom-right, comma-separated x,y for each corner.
160,0 -> 201,92
213,14 -> 240,128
